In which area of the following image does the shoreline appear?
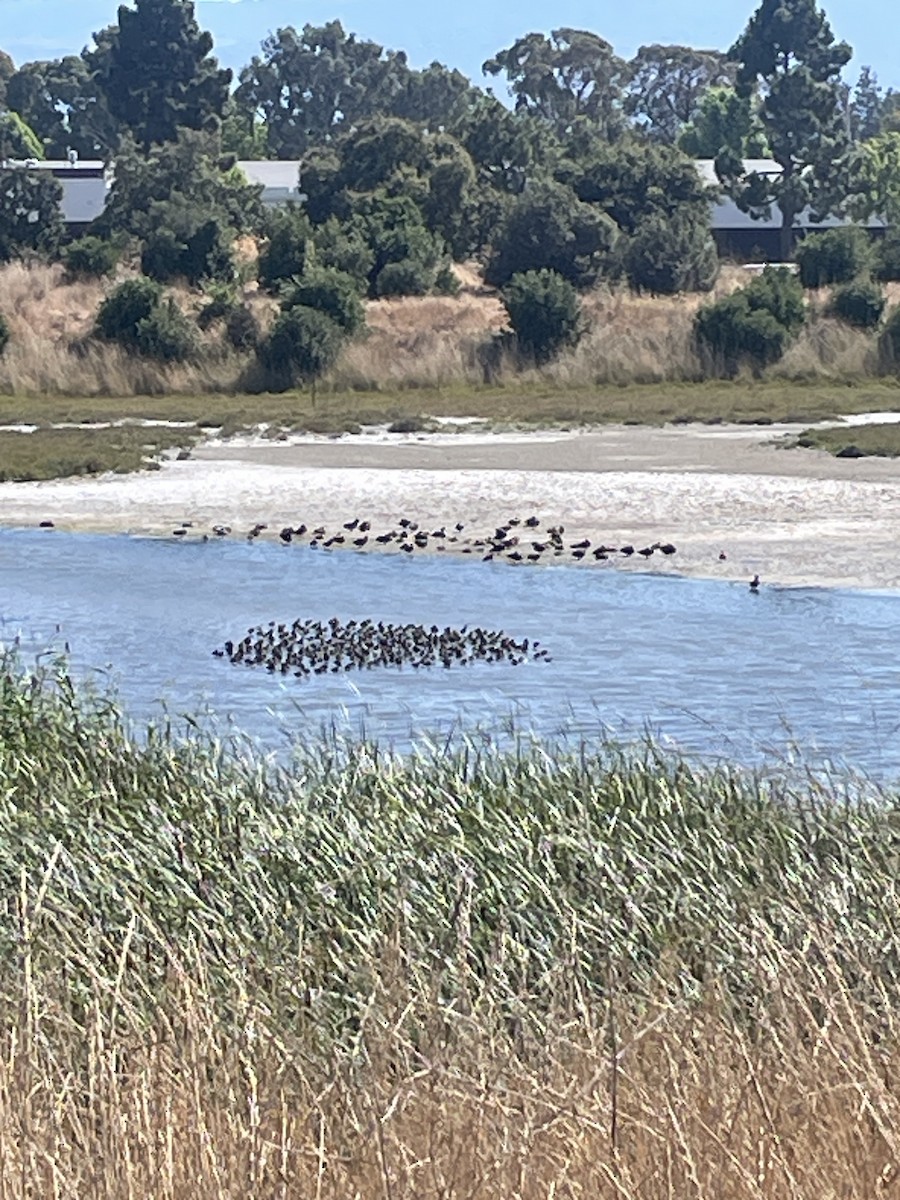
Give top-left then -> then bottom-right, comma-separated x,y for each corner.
4,419 -> 900,592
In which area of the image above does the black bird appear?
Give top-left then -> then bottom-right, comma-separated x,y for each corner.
344,518 -> 359,530
638,546 -> 654,558
524,516 -> 540,527
620,545 -> 635,556
279,527 -> 293,543
659,543 -> 677,555
750,574 -> 761,592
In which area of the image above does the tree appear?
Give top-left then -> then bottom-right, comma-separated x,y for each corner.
257,306 -> 344,392
280,268 -> 365,336
721,0 -> 852,261
573,141 -> 713,236
694,267 -> 806,374
390,62 -> 478,128
677,86 -> 768,159
625,212 -> 719,294
236,22 -> 410,159
847,132 -> 900,227
502,269 -> 582,363
484,180 -> 617,288
90,0 -> 231,150
0,112 -> 43,160
625,45 -> 734,144
794,226 -> 872,286
5,57 -> 115,159
483,29 -> 627,140
0,168 -> 63,261
0,52 -> 14,108
848,66 -> 885,142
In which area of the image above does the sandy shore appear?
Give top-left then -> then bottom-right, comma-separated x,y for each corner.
4,419 -> 900,591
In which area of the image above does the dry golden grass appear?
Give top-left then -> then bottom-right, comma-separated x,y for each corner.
0,259 -> 898,403
3,950 -> 898,1198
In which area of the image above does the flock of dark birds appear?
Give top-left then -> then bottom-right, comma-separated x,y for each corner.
214,616 -> 551,679
175,513 -> 679,567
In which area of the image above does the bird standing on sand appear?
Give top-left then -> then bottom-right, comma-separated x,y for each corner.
749,574 -> 760,592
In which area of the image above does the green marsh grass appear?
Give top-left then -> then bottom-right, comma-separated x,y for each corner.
2,655 -> 900,1195
0,424 -> 197,481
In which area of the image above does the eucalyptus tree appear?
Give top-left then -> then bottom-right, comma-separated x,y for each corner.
625,45 -> 734,144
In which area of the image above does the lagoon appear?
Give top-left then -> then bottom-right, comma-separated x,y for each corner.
3,526 -> 900,777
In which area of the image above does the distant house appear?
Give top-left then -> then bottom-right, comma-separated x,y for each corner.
236,160 -> 303,207
695,158 -> 886,260
0,155 -> 109,233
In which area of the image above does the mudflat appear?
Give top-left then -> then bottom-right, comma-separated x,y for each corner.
3,419 -> 900,591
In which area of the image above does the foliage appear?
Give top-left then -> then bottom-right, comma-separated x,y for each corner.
224,305 -> 260,352
625,45 -> 734,144
257,204 -> 316,292
848,66 -> 887,142
434,263 -> 460,296
0,168 -> 63,261
374,259 -> 432,297
795,227 -> 873,288
90,0 -> 231,149
678,86 -> 768,159
573,139 -> 713,236
0,312 -> 8,356
721,0 -> 853,260
0,51 -> 13,108
502,269 -> 582,363
875,231 -> 900,282
0,110 -> 43,159
141,218 -> 234,287
62,235 -> 121,280
847,133 -> 900,226
828,278 -> 886,329
625,211 -> 719,294
485,180 -> 617,289
880,305 -> 900,366
134,298 -> 197,361
256,305 -> 344,389
280,268 -> 365,336
5,55 -> 115,159
235,21 -> 410,159
694,266 -> 806,373
483,28 -> 627,140
97,131 -> 263,242
94,276 -> 163,350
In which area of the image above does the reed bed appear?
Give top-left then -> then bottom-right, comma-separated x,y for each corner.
1,655 -> 900,1195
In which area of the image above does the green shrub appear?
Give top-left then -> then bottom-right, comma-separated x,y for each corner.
134,298 -> 197,362
141,219 -> 234,286
880,305 -> 900,368
375,259 -> 433,297
257,205 -> 316,292
694,267 -> 806,374
197,282 -> 238,330
829,278 -> 886,329
875,232 -> 900,282
224,305 -> 260,351
280,268 -> 365,335
434,263 -> 461,296
795,227 -> 872,288
502,269 -> 583,364
62,236 -> 121,280
625,212 -> 719,295
256,305 -> 344,390
0,313 -> 9,357
95,278 -> 164,350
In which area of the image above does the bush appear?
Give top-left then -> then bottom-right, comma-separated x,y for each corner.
280,268 -> 365,335
257,206 -> 316,292
694,266 -> 806,374
62,236 -> 121,280
224,305 -> 260,351
197,282 -> 238,331
795,227 -> 872,288
829,278 -> 886,329
0,313 -> 8,357
375,259 -> 433,297
625,212 -> 719,295
485,181 -> 618,289
95,278 -> 164,350
141,219 -> 234,286
879,305 -> 900,368
502,269 -> 583,364
256,305 -> 344,390
434,263 -> 461,296
875,231 -> 900,282
134,298 -> 197,362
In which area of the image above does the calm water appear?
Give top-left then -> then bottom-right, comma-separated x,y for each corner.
3,527 -> 900,777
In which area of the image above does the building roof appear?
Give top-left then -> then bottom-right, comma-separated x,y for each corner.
237,160 -> 302,193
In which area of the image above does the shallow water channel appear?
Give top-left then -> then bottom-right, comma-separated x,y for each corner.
3,527 -> 900,778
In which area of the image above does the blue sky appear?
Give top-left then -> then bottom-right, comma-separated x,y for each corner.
1,0 -> 896,90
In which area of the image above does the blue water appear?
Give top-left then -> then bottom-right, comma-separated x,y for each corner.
3,527 -> 900,777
